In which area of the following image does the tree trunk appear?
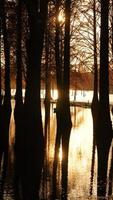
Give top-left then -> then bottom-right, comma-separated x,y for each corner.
43,19 -> 51,199
52,0 -> 64,199
0,0 -> 12,198
44,19 -> 51,154
52,1 -> 72,199
91,0 -> 99,124
14,1 -> 24,199
96,0 -> 113,196
22,1 -> 48,199
0,29 -> 2,106
107,0 -> 113,196
61,1 -> 72,199
90,0 -> 99,195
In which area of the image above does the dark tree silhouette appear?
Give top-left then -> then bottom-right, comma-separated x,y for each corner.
52,0 -> 63,198
52,0 -> 72,199
96,0 -> 113,197
14,0 -> 24,199
108,1 -> 113,195
21,0 -> 48,199
0,0 -> 12,198
61,1 -> 72,199
1,0 -> 113,199
42,15 -> 51,198
44,14 -> 51,146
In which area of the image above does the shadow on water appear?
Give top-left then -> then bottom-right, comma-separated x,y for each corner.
51,125 -> 70,200
14,101 -> 24,200
52,102 -> 72,200
96,113 -> 112,198
61,137 -> 70,200
42,97 -> 51,200
90,92 -> 98,196
0,152 -> 8,200
52,132 -> 61,199
0,101 -> 12,200
1,102 -> 113,200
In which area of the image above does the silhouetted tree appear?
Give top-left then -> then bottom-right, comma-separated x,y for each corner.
108,0 -> 113,195
0,0 -> 12,198
42,12 -> 51,198
52,0 -> 72,199
90,0 -> 99,195
14,0 -> 24,199
96,0 -> 113,196
22,0 -> 48,199
61,1 -> 72,199
52,0 -> 63,198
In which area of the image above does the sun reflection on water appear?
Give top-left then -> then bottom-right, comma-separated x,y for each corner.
8,102 -> 112,199
68,108 -> 96,198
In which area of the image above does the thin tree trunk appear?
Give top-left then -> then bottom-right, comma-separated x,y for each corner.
0,26 -> 2,106
91,0 -> 99,121
14,1 -> 24,199
61,1 -> 72,199
44,18 -> 51,155
52,0 -> 63,199
43,19 -> 51,199
90,0 -> 98,195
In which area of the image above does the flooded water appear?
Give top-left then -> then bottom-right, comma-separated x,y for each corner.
2,101 -> 113,199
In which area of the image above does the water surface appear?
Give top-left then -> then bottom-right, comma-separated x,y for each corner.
2,102 -> 113,199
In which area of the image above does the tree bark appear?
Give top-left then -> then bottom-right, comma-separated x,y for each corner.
22,1 -> 48,199
0,0 -> 12,198
96,0 -> 113,196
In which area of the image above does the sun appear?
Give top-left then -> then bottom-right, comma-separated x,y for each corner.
58,10 -> 65,23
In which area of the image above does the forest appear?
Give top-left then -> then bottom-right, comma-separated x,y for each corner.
0,0 -> 113,199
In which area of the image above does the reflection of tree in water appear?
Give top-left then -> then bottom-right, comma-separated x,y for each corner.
3,148 -> 14,200
1,102 -> 113,199
75,108 -> 84,128
71,107 -> 84,128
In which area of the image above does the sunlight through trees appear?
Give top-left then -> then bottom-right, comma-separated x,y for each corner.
0,0 -> 113,199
